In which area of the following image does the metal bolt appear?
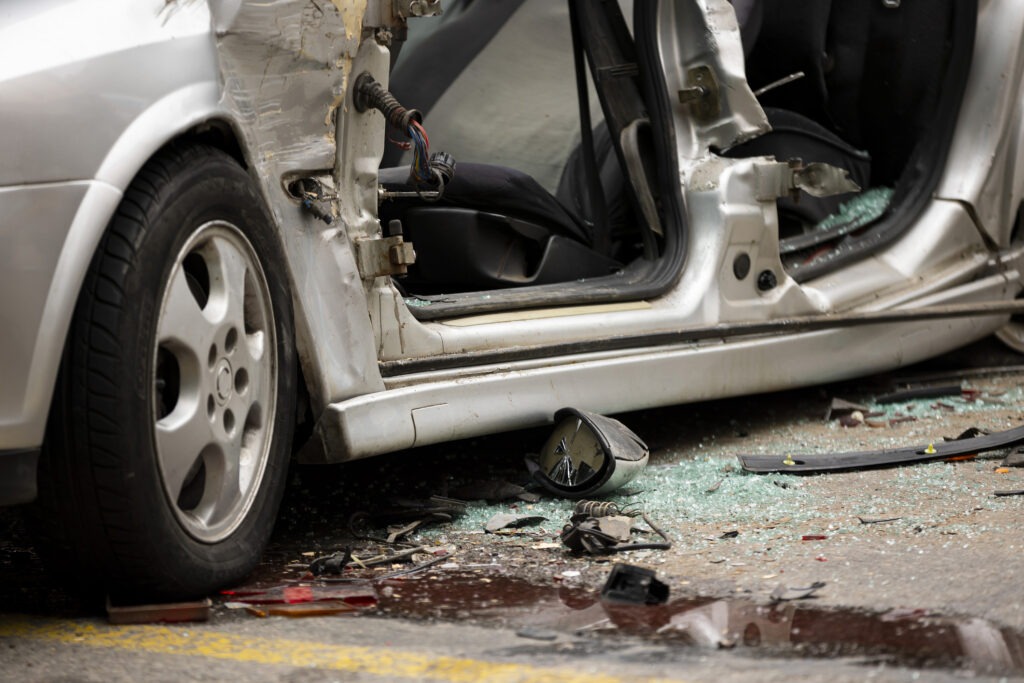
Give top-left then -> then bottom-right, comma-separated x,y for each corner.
757,270 -> 778,292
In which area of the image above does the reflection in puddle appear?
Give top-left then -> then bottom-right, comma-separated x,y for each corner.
373,571 -> 1024,676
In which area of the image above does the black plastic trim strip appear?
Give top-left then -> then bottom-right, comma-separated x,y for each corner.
739,423 -> 1024,473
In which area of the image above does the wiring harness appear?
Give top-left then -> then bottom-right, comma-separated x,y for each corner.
354,72 -> 455,194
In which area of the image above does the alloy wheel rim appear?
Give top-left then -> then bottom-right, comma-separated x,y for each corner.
152,221 -> 277,543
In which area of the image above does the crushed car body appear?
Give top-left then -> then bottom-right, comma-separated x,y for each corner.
2,0 -> 1024,596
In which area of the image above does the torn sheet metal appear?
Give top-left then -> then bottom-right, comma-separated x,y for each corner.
484,514 -> 547,533
212,0 -> 387,421
738,423 -> 1024,473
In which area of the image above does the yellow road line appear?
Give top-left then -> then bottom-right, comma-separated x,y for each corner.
0,615 -> 684,683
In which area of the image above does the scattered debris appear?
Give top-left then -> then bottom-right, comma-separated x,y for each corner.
719,530 -> 739,539
351,496 -> 467,535
484,513 -> 547,533
527,408 -> 648,498
309,550 -> 351,576
947,427 -> 989,441
573,499 -> 640,518
801,535 -> 827,541
449,480 -> 533,503
106,597 -> 211,625
387,520 -> 429,543
770,581 -> 826,602
825,397 -> 870,421
244,601 -> 359,618
221,583 -> 377,609
1001,451 -> 1024,468
705,477 -> 725,493
857,516 -> 902,525
600,563 -> 669,605
876,384 -> 962,404
738,422 -> 1024,473
994,489 -> 1024,498
560,508 -> 671,555
516,628 -> 559,641
838,411 -> 865,428
995,467 -> 1011,475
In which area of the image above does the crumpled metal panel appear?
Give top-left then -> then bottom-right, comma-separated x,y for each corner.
210,0 -> 386,412
656,0 -> 769,159
212,0 -> 361,182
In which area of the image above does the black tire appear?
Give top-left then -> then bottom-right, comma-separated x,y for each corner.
36,143 -> 296,600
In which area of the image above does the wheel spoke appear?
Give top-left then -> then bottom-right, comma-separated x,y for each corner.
208,235 -> 250,330
155,401 -> 219,502
157,266 -> 215,351
195,444 -> 242,528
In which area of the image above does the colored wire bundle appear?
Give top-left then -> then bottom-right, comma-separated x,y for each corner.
353,73 -> 447,190
406,120 -> 433,186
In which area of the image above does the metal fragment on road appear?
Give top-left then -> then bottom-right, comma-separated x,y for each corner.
825,397 -> 870,421
450,480 -> 530,502
484,513 -> 547,533
516,628 -> 559,641
770,581 -> 826,602
573,499 -> 640,518
857,516 -> 902,525
705,477 -> 725,493
1000,451 -> 1024,468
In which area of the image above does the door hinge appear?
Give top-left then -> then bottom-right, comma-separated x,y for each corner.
354,232 -> 416,278
756,160 -> 861,202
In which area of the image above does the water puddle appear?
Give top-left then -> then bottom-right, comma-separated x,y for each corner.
365,569 -> 1024,676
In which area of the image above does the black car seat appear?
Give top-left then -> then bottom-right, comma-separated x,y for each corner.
380,0 -> 629,292
378,164 -> 620,292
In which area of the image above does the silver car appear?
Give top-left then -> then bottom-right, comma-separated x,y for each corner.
2,0 -> 1021,598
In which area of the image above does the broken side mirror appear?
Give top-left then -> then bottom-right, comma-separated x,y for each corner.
526,407 -> 648,498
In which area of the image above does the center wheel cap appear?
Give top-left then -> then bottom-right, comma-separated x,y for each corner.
215,359 -> 233,404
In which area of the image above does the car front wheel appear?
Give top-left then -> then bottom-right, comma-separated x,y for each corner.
37,143 -> 296,600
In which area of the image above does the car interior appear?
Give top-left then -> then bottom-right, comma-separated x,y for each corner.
372,0 -> 976,316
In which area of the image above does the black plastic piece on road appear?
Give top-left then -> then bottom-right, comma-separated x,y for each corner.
601,563 -> 669,605
738,423 -> 1024,473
